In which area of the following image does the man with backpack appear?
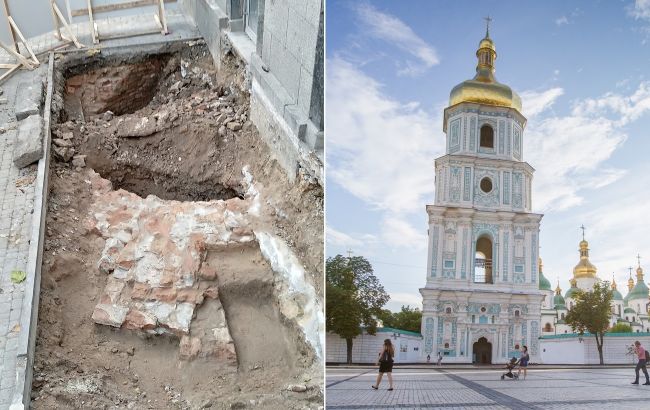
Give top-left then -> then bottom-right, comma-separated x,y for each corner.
632,340 -> 650,385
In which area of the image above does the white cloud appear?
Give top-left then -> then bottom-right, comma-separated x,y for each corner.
630,0 -> 650,20
326,57 -> 444,214
520,87 -> 564,118
326,226 -> 363,247
355,3 -> 439,76
571,81 -> 650,125
380,215 -> 427,250
555,16 -> 569,26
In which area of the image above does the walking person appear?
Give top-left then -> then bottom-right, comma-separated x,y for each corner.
631,340 -> 650,385
437,352 -> 442,366
427,354 -> 430,363
516,345 -> 529,380
371,339 -> 394,391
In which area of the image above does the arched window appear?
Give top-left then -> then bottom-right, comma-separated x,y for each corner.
444,343 -> 450,348
472,315 -> 475,323
561,313 -> 565,320
544,323 -> 553,332
475,235 -> 493,284
491,315 -> 495,324
445,307 -> 452,314
637,330 -> 640,333
514,310 -> 520,318
626,316 -> 629,321
564,330 -> 568,334
480,125 -> 494,148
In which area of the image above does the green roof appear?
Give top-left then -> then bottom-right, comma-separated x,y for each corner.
564,286 -> 579,299
612,289 -> 623,301
539,271 -> 552,291
627,281 -> 650,301
624,307 -> 636,314
377,327 -> 422,338
553,293 -> 565,307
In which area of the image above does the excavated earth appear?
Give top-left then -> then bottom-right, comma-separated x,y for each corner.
31,44 -> 323,409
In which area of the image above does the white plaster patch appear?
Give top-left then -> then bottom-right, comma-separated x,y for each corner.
255,231 -> 324,359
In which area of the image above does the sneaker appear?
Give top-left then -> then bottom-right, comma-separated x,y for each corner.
643,382 -> 650,385
632,381 -> 639,385
388,388 -> 394,391
371,385 -> 378,390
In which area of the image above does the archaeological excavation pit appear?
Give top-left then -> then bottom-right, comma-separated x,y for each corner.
33,43 -> 323,409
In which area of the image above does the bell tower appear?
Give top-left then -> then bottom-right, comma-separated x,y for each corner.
420,21 -> 544,364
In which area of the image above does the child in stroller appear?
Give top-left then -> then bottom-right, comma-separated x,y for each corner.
500,357 -> 519,380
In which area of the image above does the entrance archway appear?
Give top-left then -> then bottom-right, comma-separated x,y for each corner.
472,337 -> 492,364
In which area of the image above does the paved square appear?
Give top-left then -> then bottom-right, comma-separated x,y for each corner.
326,366 -> 650,409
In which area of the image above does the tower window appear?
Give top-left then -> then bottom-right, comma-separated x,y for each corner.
544,323 -> 553,332
480,125 -> 494,148
444,343 -> 449,348
480,177 -> 493,193
446,307 -> 452,314
514,310 -> 520,317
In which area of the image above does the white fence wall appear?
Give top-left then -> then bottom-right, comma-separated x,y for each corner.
540,335 -> 650,365
327,331 -> 423,364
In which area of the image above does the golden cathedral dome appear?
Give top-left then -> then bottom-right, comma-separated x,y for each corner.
448,25 -> 522,113
573,239 -> 597,279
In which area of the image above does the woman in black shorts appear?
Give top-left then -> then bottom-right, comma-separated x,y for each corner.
372,339 -> 395,391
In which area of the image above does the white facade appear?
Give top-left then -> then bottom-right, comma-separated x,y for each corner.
419,31 -> 543,365
326,328 -> 423,364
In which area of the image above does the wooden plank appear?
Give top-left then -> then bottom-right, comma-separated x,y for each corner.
0,63 -> 27,69
0,41 -> 34,69
97,27 -> 160,41
87,0 -> 98,44
0,63 -> 21,84
1,0 -> 19,53
52,2 -> 83,48
50,0 -> 62,39
158,0 -> 168,34
8,16 -> 39,65
72,0 -> 177,17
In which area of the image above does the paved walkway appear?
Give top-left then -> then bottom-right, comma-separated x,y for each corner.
326,366 -> 650,409
0,9 -> 200,410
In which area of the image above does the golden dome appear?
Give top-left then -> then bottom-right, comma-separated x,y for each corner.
448,29 -> 522,113
637,265 -> 644,279
555,281 -> 562,295
573,239 -> 597,279
612,277 -> 617,290
628,273 -> 635,291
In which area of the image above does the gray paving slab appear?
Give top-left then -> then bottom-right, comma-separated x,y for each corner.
12,116 -> 43,169
13,83 -> 42,121
326,367 -> 650,409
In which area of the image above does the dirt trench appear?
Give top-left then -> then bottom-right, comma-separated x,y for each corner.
32,43 -> 323,410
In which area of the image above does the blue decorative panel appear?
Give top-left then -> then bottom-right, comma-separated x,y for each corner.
479,315 -> 488,324
501,332 -> 506,358
513,127 -> 521,160
503,171 -> 510,205
522,321 -> 527,346
437,317 -> 444,348
531,321 -> 539,355
531,232 -> 537,283
449,167 -> 461,202
444,260 -> 455,269
512,172 -> 523,208
431,226 -> 439,277
498,120 -> 505,154
463,117 -> 467,150
502,232 -> 509,281
508,324 -> 514,355
424,317 -> 434,354
507,122 -> 512,156
474,169 -> 500,208
514,265 -> 524,273
463,167 -> 471,201
461,227 -> 468,279
470,117 -> 476,151
450,119 -> 461,153
451,319 -> 457,356
461,330 -> 466,356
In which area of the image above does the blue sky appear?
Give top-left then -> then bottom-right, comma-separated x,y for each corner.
326,0 -> 650,312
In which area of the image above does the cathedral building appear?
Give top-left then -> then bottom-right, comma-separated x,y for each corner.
540,239 -> 650,335
419,24 -> 544,364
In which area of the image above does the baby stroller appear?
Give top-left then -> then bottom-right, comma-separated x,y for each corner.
500,357 -> 519,380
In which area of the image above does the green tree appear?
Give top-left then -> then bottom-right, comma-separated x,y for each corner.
376,306 -> 422,333
565,281 -> 613,365
609,323 -> 632,333
326,255 -> 390,364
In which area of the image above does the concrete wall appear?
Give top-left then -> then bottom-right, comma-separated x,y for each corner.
540,334 -> 650,365
181,0 -> 323,183
327,330 -> 424,364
